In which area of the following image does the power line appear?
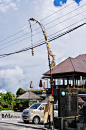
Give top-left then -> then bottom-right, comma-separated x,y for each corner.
0,3 -> 86,47
0,22 -> 85,58
0,9 -> 86,50
26,18 -> 86,49
0,1 -> 75,42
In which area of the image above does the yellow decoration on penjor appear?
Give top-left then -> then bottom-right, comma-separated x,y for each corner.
29,18 -> 55,69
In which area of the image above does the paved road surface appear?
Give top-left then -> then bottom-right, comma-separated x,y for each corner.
0,126 -> 16,130
0,122 -> 44,130
0,111 -> 45,130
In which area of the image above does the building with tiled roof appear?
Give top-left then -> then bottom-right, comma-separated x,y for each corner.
43,54 -> 86,88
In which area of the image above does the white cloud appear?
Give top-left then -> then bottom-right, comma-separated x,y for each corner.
9,3 -> 18,10
0,89 -> 7,94
0,2 -> 17,12
3,0 -> 11,2
0,66 -> 26,93
0,4 -> 9,12
0,66 -> 24,79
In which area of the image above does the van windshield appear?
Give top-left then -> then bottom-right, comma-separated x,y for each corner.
29,103 -> 41,109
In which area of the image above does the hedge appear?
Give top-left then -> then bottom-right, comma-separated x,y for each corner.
0,108 -> 13,111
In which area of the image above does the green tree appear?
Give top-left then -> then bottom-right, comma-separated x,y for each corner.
0,105 -> 3,110
0,93 -> 5,104
12,94 -> 16,100
4,91 -> 12,104
16,88 -> 25,97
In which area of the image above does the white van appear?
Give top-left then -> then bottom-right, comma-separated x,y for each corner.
22,103 -> 58,124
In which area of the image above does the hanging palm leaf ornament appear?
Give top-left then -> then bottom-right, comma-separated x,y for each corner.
29,18 -> 55,69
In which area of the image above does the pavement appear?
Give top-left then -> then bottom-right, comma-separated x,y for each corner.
0,120 -> 45,130
0,110 -> 46,130
1,110 -> 85,130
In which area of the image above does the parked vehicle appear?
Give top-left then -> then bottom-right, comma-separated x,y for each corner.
22,103 -> 58,124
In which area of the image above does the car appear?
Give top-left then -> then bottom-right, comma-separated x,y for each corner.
22,103 -> 58,124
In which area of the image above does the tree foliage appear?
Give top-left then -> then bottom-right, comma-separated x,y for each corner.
16,88 -> 25,97
12,94 -> 16,100
4,91 -> 12,104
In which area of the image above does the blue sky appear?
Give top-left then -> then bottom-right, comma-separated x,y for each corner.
54,0 -> 82,6
0,0 -> 86,94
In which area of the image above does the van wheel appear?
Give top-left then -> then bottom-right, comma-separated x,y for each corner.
33,116 -> 40,124
24,120 -> 29,123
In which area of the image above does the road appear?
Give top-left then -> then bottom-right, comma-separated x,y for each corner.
0,122 -> 40,130
0,126 -> 16,130
0,110 -> 45,130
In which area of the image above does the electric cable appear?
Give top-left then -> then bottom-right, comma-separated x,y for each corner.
0,22 -> 85,58
0,9 -> 86,50
26,17 -> 86,49
0,17 -> 85,51
0,3 -> 86,47
0,1 -> 77,42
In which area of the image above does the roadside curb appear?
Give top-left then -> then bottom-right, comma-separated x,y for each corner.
0,121 -> 46,130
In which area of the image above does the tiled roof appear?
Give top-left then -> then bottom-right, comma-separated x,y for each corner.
16,91 -> 41,100
43,55 -> 86,76
76,54 -> 86,61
